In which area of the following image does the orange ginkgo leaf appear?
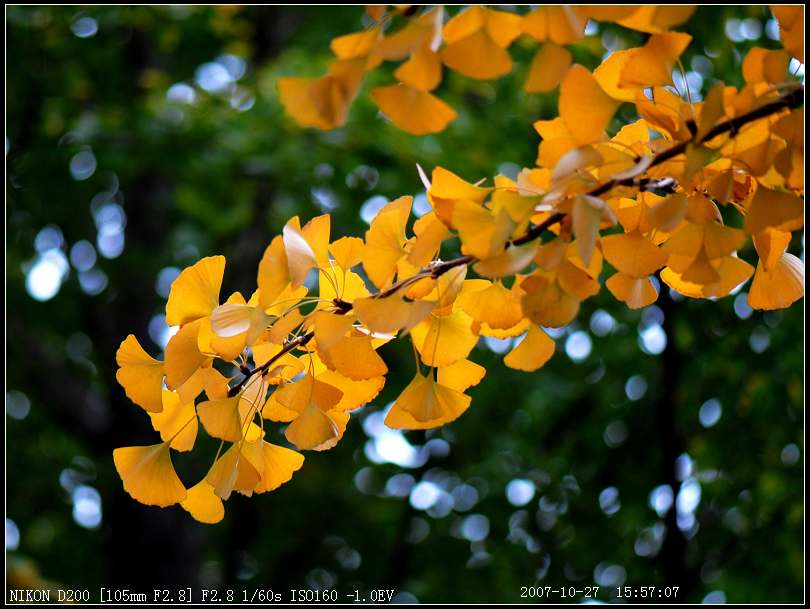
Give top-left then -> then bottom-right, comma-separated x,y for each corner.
525,42 -> 572,93
371,83 -> 457,135
206,441 -> 261,500
113,443 -> 187,507
180,480 -> 225,524
407,211 -> 452,267
744,186 -> 804,235
752,228 -> 792,272
329,235 -> 365,271
503,324 -> 556,371
606,272 -> 659,309
149,390 -> 197,452
312,310 -> 355,352
474,242 -> 540,279
330,27 -> 381,60
521,6 -> 586,45
559,65 -> 620,145
116,334 -> 165,413
770,5 -> 804,63
742,47 -> 790,85
410,309 -> 478,367
441,29 -> 513,80
748,252 -> 804,310
618,32 -> 692,89
427,166 -> 493,226
601,231 -> 668,277
257,235 -> 291,309
363,195 -> 412,288
395,45 -> 443,91
520,272 -> 581,328
165,255 -> 225,327
571,194 -> 616,266
616,5 -> 695,33
452,198 -> 514,260
593,49 -> 639,102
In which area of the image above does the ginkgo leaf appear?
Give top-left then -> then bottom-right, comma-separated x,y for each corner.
149,390 -> 197,452
572,194 -> 615,266
407,211 -> 451,267
363,195 -> 412,288
116,334 -> 165,413
319,333 -> 389,380
330,236 -> 365,270
646,193 -> 688,232
770,5 -> 803,62
521,6 -> 586,45
606,272 -> 659,309
441,29 -> 513,80
274,373 -> 343,414
744,186 -> 804,235
113,443 -> 187,507
395,45 -> 442,91
384,371 -> 472,430
559,65 -> 620,144
257,236 -> 291,309
525,42 -> 573,93
437,358 -> 487,393
254,442 -> 305,493
619,32 -> 692,89
371,84 -> 457,135
207,443 -> 260,500
474,242 -> 539,278
742,47 -> 790,84
312,310 -> 355,351
520,273 -> 580,328
593,49 -> 638,102
330,27 -> 381,59
197,395 -> 243,442
748,252 -> 804,310
458,280 -> 523,330
283,217 -> 318,288
180,480 -> 225,524
601,231 -> 668,277
165,319 -> 210,390
616,5 -> 695,33
453,199 -> 514,259
353,295 -> 435,334
410,309 -> 478,367
504,325 -> 556,371
315,369 -> 386,412
752,228 -> 792,272
285,403 -> 348,451
702,223 -> 745,260
165,256 -> 225,327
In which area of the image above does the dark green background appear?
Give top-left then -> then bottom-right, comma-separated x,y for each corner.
6,6 -> 803,603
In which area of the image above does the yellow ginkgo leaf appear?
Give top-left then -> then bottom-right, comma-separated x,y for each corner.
504,325 -> 556,371
593,49 -> 638,102
371,84 -> 457,135
619,32 -> 692,89
520,273 -> 581,328
748,252 -> 804,310
312,310 -> 355,351
353,295 -> 436,335
254,442 -> 305,493
180,480 -> 225,524
458,280 -> 523,330
165,256 -> 225,327
616,5 -> 695,34
197,395 -> 242,442
407,211 -> 451,267
437,358 -> 486,393
283,217 -> 318,288
525,42 -> 573,93
330,27 -> 381,59
572,194 -> 616,266
207,443 -> 261,500
559,65 -> 620,145
363,196 -> 412,289
702,223 -> 745,260
384,372 -> 469,430
165,319 -> 210,390
744,186 -> 804,235
453,199 -> 515,260
770,5 -> 803,62
149,390 -> 197,452
329,236 -> 365,271
113,443 -> 187,507
410,309 -> 478,367
257,236 -> 291,310
285,403 -> 349,451
646,193 -> 688,232
115,334 -> 165,413
475,242 -> 539,279
316,369 -> 386,412
601,231 -> 668,277
274,373 -> 343,414
319,333 -> 389,380
606,272 -> 659,309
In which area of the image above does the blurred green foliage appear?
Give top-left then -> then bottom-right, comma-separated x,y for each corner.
6,5 -> 803,603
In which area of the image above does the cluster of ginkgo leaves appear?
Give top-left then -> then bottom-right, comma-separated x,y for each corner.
114,5 -> 804,523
